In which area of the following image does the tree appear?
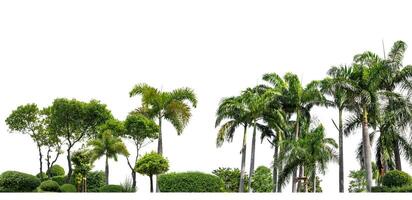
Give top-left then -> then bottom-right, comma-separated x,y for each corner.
135,152 -> 169,193
71,149 -> 94,192
5,104 -> 46,179
88,129 -> 129,184
46,98 -> 113,182
251,166 -> 273,192
123,112 -> 159,190
321,65 -> 352,192
212,167 -> 249,192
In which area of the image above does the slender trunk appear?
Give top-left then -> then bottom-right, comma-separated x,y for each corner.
37,144 -> 43,180
248,121 -> 257,192
292,171 -> 297,192
292,110 -> 299,193
313,166 -> 316,193
393,140 -> 402,170
239,124 -> 247,192
338,108 -> 344,193
272,142 -> 278,192
277,145 -> 282,193
156,117 -> 162,193
297,165 -> 305,192
105,155 -> 109,184
66,146 -> 73,183
361,107 -> 373,192
126,156 -> 137,191
150,175 -> 154,193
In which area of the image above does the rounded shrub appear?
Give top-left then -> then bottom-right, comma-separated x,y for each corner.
98,184 -> 124,192
39,180 -> 60,192
51,175 -> 66,186
86,171 -> 106,192
382,170 -> 412,188
47,165 -> 65,177
158,172 -> 225,192
60,184 -> 77,192
0,171 -> 41,192
36,172 -> 48,180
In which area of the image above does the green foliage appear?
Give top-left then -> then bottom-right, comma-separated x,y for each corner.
212,167 -> 249,192
39,180 -> 60,192
372,185 -> 412,192
88,130 -> 130,163
123,113 -> 159,143
0,171 -> 41,192
36,172 -> 47,180
86,171 -> 106,192
51,176 -> 66,186
348,169 -> 367,192
59,184 -> 77,192
251,166 -> 272,192
382,170 -> 412,188
120,177 -> 135,192
71,149 -> 94,191
307,176 -> 322,192
98,184 -> 124,192
135,152 -> 169,177
47,165 -> 65,177
158,172 -> 224,192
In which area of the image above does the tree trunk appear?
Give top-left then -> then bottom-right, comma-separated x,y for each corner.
393,140 -> 402,170
277,145 -> 282,193
239,124 -> 247,192
156,117 -> 163,193
150,175 -> 154,193
292,171 -> 297,192
297,165 -> 305,192
105,155 -> 109,185
272,142 -> 278,192
292,110 -> 299,193
313,166 -> 316,193
37,144 -> 43,180
248,121 -> 257,192
362,107 -> 373,192
338,108 -> 344,193
66,146 -> 73,183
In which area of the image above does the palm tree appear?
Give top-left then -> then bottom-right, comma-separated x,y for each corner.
215,95 -> 250,192
320,65 -> 352,192
88,130 -> 129,184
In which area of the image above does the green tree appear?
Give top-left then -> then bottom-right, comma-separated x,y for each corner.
5,103 -> 46,179
71,149 -> 94,192
212,167 -> 249,192
135,152 -> 169,193
46,98 -> 112,183
348,169 -> 367,192
123,112 -> 159,190
251,166 -> 272,192
88,130 -> 129,184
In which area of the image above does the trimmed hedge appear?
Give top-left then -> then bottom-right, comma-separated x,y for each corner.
47,165 -> 65,177
158,172 -> 225,192
382,170 -> 412,188
60,184 -> 77,192
0,171 -> 41,192
51,175 -> 66,186
99,184 -> 124,192
87,171 -> 106,192
39,180 -> 60,192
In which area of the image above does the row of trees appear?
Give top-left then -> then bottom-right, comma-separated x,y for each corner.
215,40 -> 412,192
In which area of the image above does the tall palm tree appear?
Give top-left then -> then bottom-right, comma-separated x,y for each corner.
320,65 -> 352,192
215,95 -> 250,192
88,130 -> 129,184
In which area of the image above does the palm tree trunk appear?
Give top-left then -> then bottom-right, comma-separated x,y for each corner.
338,108 -> 344,193
37,143 -> 43,180
272,142 -> 278,192
150,175 -> 154,193
393,140 -> 402,170
156,116 -> 163,193
248,121 -> 257,192
239,124 -> 248,192
277,145 -> 283,193
292,110 -> 299,193
361,108 -> 373,192
105,155 -> 109,184
313,166 -> 316,193
297,165 -> 305,192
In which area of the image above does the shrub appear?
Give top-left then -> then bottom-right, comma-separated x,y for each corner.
0,171 -> 41,192
251,166 -> 272,192
158,172 -> 225,192
60,184 -> 77,192
47,165 -> 65,177
39,180 -> 60,192
36,172 -> 48,180
51,175 -> 66,186
371,186 -> 389,192
382,170 -> 412,188
372,185 -> 412,192
212,167 -> 249,192
86,171 -> 106,192
98,184 -> 124,192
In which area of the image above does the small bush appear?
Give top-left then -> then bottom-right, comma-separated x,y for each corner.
47,165 -> 65,177
36,172 -> 48,180
60,184 -> 77,192
51,175 -> 66,186
39,180 -> 60,192
158,172 -> 225,192
372,185 -> 412,192
87,171 -> 106,192
382,170 -> 412,188
98,184 -> 124,192
371,186 -> 389,192
0,171 -> 41,192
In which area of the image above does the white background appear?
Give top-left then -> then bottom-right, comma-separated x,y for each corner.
1,0 -> 412,196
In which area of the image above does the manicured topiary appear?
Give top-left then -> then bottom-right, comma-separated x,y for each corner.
158,172 -> 225,192
382,170 -> 412,188
98,184 -> 124,192
39,180 -> 60,192
86,171 -> 106,192
0,171 -> 41,192
60,184 -> 77,192
36,172 -> 48,180
47,165 -> 65,177
51,175 -> 66,185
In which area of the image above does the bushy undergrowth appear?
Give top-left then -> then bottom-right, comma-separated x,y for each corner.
60,184 -> 77,192
51,175 -> 66,185
39,180 -> 60,192
98,184 -> 124,192
382,170 -> 412,188
158,172 -> 225,192
0,171 -> 40,192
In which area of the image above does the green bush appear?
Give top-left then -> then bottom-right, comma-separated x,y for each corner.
98,184 -> 124,192
39,180 -> 60,192
60,184 -> 77,192
87,171 -> 106,192
371,186 -> 389,192
212,167 -> 249,192
382,170 -> 412,188
36,172 -> 48,180
372,185 -> 412,192
0,171 -> 41,192
158,172 -> 224,192
47,165 -> 65,177
51,175 -> 66,185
